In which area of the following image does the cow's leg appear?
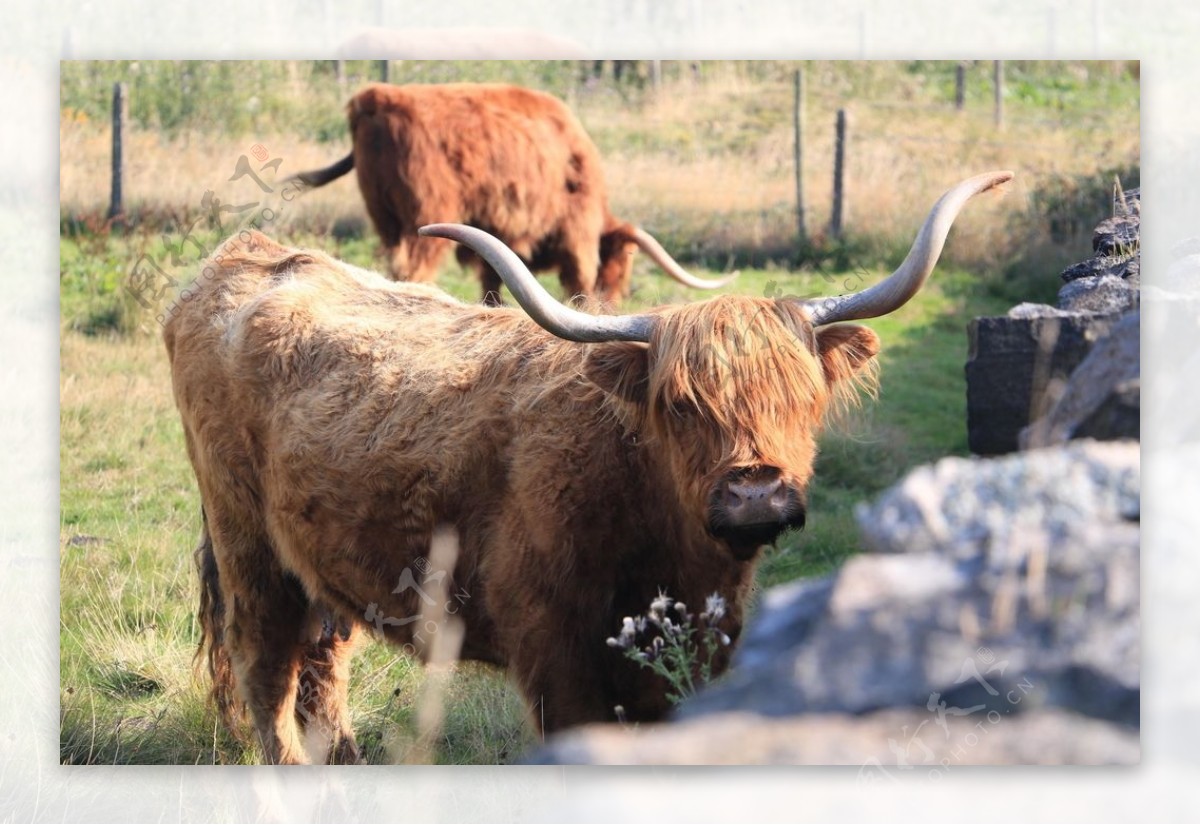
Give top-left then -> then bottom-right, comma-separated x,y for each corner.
208,518 -> 311,764
507,619 -> 613,734
557,239 -> 600,299
294,610 -> 364,764
227,581 -> 311,763
558,258 -> 597,299
388,235 -> 449,283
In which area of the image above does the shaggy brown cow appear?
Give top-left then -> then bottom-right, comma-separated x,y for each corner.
288,82 -> 734,304
165,171 -> 1011,764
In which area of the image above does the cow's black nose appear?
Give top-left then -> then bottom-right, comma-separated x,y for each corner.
721,475 -> 788,517
707,468 -> 806,557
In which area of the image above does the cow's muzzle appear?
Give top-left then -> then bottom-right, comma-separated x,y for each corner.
707,467 -> 806,558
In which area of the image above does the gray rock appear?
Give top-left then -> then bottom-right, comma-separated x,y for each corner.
1006,302 -> 1072,319
1060,252 -> 1140,284
1057,273 -> 1140,314
1092,212 -> 1140,257
1021,312 -> 1140,447
526,708 -> 1138,766
966,312 -> 1123,454
678,441 -> 1139,727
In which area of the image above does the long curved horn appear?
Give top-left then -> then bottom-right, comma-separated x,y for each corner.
418,224 -> 657,344
632,228 -> 738,289
801,171 -> 1013,326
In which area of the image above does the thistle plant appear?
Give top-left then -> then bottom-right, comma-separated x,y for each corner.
606,590 -> 732,706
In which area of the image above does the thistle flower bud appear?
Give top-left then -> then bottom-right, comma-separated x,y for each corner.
704,593 -> 727,622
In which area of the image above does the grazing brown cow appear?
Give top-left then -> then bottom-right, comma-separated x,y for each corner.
288,82 -> 734,304
165,172 -> 1011,763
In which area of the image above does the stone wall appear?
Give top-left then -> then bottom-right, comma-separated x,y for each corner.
966,188 -> 1140,454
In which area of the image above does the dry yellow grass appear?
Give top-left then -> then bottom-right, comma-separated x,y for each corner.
60,64 -> 1138,275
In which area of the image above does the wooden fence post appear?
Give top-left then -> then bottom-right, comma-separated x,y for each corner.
793,67 -> 807,245
955,62 -> 966,111
993,60 -> 1004,129
108,82 -> 126,224
831,108 -> 848,240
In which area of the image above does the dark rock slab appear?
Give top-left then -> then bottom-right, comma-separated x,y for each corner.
966,309 -> 1122,455
1021,312 -> 1140,447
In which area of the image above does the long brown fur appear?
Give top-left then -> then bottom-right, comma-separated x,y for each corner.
290,83 -> 647,304
165,231 -> 879,763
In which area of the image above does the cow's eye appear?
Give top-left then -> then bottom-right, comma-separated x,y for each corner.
669,402 -> 700,423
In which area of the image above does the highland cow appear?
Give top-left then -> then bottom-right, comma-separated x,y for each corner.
288,82 -> 734,304
164,171 -> 1012,763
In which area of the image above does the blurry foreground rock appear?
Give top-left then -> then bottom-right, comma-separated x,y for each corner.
526,708 -> 1136,766
528,440 -> 1139,765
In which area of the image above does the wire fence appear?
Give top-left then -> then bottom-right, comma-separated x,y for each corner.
73,59 -> 1138,280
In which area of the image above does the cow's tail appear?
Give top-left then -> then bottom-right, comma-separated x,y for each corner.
193,508 -> 243,731
285,153 -> 355,191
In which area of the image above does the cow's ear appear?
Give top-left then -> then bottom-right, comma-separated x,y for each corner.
815,324 -> 880,388
584,343 -> 650,406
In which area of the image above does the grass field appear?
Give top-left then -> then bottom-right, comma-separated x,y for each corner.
59,59 -> 1138,764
